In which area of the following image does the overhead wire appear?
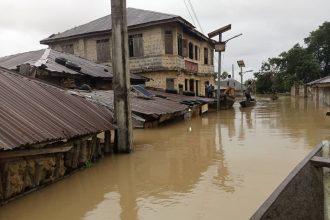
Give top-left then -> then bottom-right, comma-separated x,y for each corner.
184,0 -> 219,71
183,0 -> 196,26
187,0 -> 204,34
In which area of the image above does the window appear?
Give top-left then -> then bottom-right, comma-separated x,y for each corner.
166,78 -> 175,90
177,34 -> 183,56
188,42 -> 194,59
204,48 -> 208,64
182,39 -> 188,57
128,34 -> 144,57
96,39 -> 111,62
194,45 -> 198,60
185,79 -> 188,90
195,80 -> 199,96
210,50 -> 214,65
62,44 -> 74,54
189,79 -> 194,92
164,31 -> 173,54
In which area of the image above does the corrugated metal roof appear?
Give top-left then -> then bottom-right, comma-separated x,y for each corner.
0,67 -> 114,151
48,49 -> 112,78
71,90 -> 187,118
0,49 -> 145,81
0,50 -> 45,70
307,76 -> 330,85
151,90 -> 214,104
40,8 -> 197,44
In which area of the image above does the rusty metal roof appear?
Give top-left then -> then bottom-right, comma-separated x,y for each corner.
71,90 -> 187,119
0,49 -> 145,81
39,7 -> 210,44
0,67 -> 114,151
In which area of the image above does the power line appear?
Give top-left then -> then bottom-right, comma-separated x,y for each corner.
187,0 -> 204,34
183,0 -> 196,26
183,0 -> 219,73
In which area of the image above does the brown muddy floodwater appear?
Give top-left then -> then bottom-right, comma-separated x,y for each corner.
1,96 -> 330,220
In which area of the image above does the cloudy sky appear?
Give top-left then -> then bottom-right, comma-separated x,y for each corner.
0,0 -> 329,81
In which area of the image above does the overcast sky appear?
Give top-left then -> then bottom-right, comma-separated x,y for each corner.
0,0 -> 329,81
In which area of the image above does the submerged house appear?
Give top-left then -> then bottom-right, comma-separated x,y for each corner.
71,88 -> 187,128
0,67 -> 114,205
0,49 -> 146,90
40,7 -> 216,96
306,76 -> 330,105
216,78 -> 245,95
70,86 -> 215,128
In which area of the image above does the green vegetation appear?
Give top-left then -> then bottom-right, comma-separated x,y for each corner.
254,21 -> 330,93
85,160 -> 94,168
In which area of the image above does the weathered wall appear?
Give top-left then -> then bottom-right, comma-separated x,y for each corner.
319,87 -> 330,106
291,84 -> 307,97
48,24 -> 214,74
141,70 -> 215,96
48,24 -> 215,94
0,132 -> 112,206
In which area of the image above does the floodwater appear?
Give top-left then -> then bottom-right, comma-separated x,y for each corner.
1,96 -> 330,220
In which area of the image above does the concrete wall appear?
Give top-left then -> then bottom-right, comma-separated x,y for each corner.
250,144 -> 324,220
291,84 -> 307,97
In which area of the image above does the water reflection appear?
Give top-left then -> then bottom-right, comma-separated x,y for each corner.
0,96 -> 330,220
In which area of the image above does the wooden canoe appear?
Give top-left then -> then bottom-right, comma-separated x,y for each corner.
209,95 -> 235,110
270,95 -> 279,100
239,99 -> 256,107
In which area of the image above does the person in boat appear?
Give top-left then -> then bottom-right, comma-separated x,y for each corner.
244,82 -> 252,101
224,86 -> 235,98
225,87 -> 235,97
271,88 -> 278,100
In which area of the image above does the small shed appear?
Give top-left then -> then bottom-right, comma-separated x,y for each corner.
0,67 -> 114,205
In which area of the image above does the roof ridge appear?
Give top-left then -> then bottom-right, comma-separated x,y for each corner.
40,7 -> 183,44
126,7 -> 179,18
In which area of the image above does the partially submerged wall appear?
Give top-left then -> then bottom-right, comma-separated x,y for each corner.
0,132 -> 112,206
250,143 -> 325,220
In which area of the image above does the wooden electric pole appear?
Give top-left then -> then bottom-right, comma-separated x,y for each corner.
111,0 -> 133,153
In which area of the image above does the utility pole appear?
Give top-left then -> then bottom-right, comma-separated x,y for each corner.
208,25 -> 231,111
237,60 -> 245,96
111,0 -> 133,153
232,64 -> 234,79
208,26 -> 242,111
217,34 -> 222,110
240,66 -> 243,95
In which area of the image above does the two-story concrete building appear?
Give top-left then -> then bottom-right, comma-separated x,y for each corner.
40,8 -> 215,96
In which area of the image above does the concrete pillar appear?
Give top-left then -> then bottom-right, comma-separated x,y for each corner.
111,0 -> 133,153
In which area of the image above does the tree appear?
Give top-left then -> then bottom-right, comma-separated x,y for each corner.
280,44 -> 320,84
255,44 -> 320,93
221,71 -> 229,80
305,21 -> 330,77
255,71 -> 273,93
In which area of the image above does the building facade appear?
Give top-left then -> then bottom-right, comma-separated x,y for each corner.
306,76 -> 330,105
40,8 -> 215,96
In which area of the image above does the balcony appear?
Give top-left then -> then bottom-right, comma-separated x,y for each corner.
185,60 -> 198,73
